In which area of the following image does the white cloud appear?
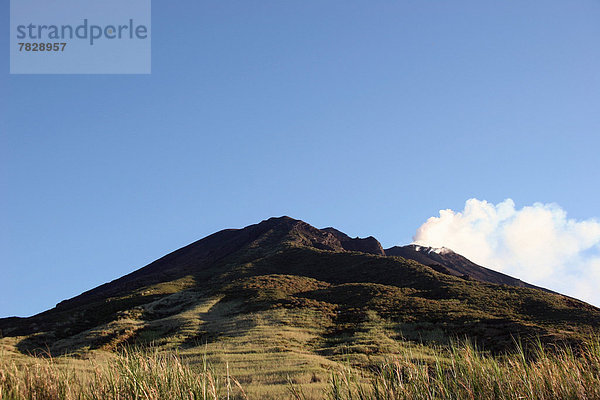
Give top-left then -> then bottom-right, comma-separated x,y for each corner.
413,198 -> 600,306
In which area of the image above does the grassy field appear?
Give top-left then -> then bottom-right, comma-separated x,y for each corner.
2,337 -> 599,399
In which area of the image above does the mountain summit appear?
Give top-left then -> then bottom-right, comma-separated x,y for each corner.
1,216 -> 599,359
385,244 -> 547,290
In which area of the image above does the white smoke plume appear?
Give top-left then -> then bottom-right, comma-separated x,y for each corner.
413,199 -> 600,307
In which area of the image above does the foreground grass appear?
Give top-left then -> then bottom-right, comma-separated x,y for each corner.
325,339 -> 600,400
2,339 -> 600,399
0,348 -> 246,400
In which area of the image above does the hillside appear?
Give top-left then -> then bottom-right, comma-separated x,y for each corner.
1,216 -> 599,397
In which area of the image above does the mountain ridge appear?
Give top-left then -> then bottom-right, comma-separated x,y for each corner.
1,216 -> 599,358
385,244 -> 548,291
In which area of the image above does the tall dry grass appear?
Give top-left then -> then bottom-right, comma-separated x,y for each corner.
2,339 -> 599,399
0,347 -> 246,400
327,338 -> 600,400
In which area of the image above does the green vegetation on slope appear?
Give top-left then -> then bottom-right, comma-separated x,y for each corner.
2,338 -> 600,400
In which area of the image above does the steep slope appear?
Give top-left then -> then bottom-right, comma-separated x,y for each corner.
385,244 -> 544,290
1,216 -> 599,362
1,217 -> 343,338
58,216 -> 344,310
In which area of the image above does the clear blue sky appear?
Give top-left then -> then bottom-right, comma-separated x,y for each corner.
1,1 -> 599,317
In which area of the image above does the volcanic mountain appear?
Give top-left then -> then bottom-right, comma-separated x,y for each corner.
2,216 -> 599,362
